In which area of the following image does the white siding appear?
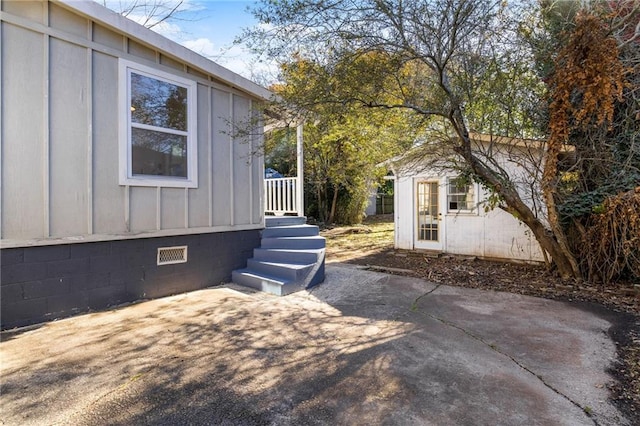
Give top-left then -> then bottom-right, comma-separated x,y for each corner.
1,0 -> 267,247
394,175 -> 414,250
394,150 -> 545,262
49,1 -> 88,38
188,83 -> 213,228
130,187 -> 157,232
482,209 -> 543,261
1,23 -> 46,239
161,188 -> 186,230
2,0 -> 46,23
444,214 -> 484,256
49,37 -> 89,237
251,110 -> 264,225
233,95 -> 252,226
92,51 -> 126,234
92,23 -> 125,52
211,89 -> 232,227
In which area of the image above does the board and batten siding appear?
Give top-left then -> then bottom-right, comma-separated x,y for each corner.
1,0 -> 266,248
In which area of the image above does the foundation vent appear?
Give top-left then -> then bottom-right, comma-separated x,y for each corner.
157,246 -> 188,265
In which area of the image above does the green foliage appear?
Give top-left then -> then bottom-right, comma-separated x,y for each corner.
307,104 -> 418,224
335,186 -> 370,225
245,0 -> 615,278
378,179 -> 395,196
463,58 -> 547,139
264,128 -> 297,176
559,171 -> 640,220
248,0 -> 540,139
270,55 -> 422,224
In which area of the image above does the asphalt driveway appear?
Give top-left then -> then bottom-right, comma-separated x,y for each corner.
0,264 -> 629,425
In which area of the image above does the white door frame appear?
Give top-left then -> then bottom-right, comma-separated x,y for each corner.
414,178 -> 445,251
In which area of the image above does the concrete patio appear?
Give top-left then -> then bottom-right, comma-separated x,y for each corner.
0,264 -> 629,425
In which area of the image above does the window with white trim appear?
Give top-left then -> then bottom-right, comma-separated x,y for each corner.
119,60 -> 198,188
447,177 -> 475,213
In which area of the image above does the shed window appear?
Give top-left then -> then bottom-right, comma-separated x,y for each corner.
447,177 -> 475,213
119,60 -> 198,187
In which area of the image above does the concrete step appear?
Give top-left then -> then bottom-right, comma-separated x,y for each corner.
247,259 -> 314,281
231,269 -> 290,295
261,224 -> 319,238
253,248 -> 324,264
305,261 -> 325,289
232,216 -> 325,296
231,269 -> 309,296
261,235 -> 326,250
265,216 -> 307,227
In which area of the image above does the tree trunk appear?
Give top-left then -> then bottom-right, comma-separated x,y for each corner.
451,113 -> 581,280
501,201 -> 579,280
541,132 -> 581,278
476,163 -> 578,279
542,184 -> 581,278
328,184 -> 339,224
316,185 -> 326,223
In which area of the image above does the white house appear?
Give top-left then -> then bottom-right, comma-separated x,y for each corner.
391,134 -> 547,263
0,0 -> 274,328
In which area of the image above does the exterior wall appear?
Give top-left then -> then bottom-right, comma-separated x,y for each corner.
0,1 -> 270,328
1,229 -> 260,329
1,0 -> 267,247
394,155 -> 545,263
395,175 -> 415,250
443,187 -> 544,262
365,192 -> 377,216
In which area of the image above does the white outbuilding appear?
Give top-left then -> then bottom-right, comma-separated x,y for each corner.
391,134 -> 547,263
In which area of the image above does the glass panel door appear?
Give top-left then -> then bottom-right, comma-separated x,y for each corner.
417,181 -> 439,241
415,180 -> 443,250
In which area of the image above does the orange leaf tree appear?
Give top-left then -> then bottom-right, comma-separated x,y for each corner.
542,2 -> 639,282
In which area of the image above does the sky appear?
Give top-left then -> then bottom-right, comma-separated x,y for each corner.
100,0 -> 272,81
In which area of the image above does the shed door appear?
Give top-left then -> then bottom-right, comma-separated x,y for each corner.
415,180 -> 443,251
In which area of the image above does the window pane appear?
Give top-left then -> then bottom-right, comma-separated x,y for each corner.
131,127 -> 187,177
131,72 -> 187,131
447,178 -> 474,212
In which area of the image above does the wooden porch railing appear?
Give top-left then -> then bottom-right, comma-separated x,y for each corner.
264,123 -> 305,217
264,177 -> 300,216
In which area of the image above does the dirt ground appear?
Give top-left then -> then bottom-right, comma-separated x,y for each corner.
321,214 -> 640,422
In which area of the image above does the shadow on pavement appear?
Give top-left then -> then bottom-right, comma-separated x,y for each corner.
0,265 -> 630,425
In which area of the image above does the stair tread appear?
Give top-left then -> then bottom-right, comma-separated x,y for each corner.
233,269 -> 290,284
233,216 -> 325,295
265,217 -> 307,227
253,248 -> 324,264
265,224 -> 316,229
265,216 -> 306,220
250,259 -> 313,268
234,269 -> 308,289
263,235 -> 325,240
261,225 -> 319,238
255,248 -> 324,252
